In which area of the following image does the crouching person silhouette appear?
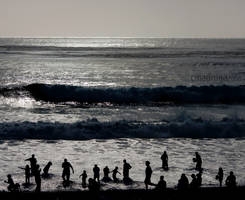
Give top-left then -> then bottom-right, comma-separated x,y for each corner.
225,171 -> 237,188
42,161 -> 52,178
155,176 -> 167,191
177,174 -> 189,190
4,174 -> 20,192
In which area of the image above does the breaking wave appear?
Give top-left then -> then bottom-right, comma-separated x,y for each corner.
1,83 -> 245,105
0,118 -> 245,140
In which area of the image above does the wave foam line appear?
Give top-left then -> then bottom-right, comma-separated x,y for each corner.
0,118 -> 245,140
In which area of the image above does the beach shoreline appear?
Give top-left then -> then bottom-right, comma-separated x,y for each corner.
0,186 -> 244,200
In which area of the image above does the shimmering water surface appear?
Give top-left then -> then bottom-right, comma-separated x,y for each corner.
0,38 -> 245,191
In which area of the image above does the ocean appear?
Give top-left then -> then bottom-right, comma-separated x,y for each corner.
0,38 -> 245,191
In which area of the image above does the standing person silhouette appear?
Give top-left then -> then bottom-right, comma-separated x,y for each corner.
18,165 -> 31,184
79,170 -> 87,188
112,166 -> 121,183
62,159 -> 74,182
193,152 -> 202,171
25,154 -> 37,175
123,159 -> 132,184
102,166 -> 112,182
144,161 -> 153,189
161,151 -> 169,170
216,167 -> 224,187
34,165 -> 41,192
93,164 -> 100,183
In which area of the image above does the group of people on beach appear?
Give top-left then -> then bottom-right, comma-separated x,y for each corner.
5,154 -> 52,192
4,151 -> 237,192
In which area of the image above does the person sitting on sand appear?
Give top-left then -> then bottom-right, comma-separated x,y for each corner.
161,151 -> 169,170
43,161 -> 52,178
225,171 -> 237,188
155,176 -> 167,191
190,174 -> 198,189
93,164 -> 100,183
102,166 -> 112,182
4,174 -> 20,192
216,167 -> 224,187
123,159 -> 132,184
34,164 -> 41,192
177,174 -> 189,189
62,159 -> 74,182
25,154 -> 37,175
79,170 -> 87,188
144,161 -> 154,189
18,165 -> 31,184
193,152 -> 202,171
112,166 -> 121,183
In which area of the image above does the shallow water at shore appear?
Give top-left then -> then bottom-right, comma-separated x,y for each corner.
0,138 -> 244,191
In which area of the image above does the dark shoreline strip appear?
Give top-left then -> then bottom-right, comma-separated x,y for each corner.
0,187 -> 244,200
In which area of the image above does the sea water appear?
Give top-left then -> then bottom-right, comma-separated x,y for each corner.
0,38 -> 245,191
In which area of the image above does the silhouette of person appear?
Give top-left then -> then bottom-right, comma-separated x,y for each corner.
88,178 -> 94,191
102,166 -> 112,182
112,166 -> 121,183
4,174 -> 19,192
25,154 -> 37,175
123,159 -> 132,183
155,176 -> 167,191
34,165 -> 41,192
144,161 -> 153,189
196,171 -> 202,187
62,159 -> 74,182
161,151 -> 169,170
190,174 -> 198,189
79,170 -> 87,188
19,165 -> 31,184
177,174 -> 189,189
193,152 -> 202,171
225,171 -> 236,188
93,164 -> 100,183
43,161 -> 52,178
216,167 -> 224,187
88,178 -> 100,191
103,166 -> 110,178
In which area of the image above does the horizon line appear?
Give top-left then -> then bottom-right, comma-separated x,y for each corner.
0,36 -> 245,39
